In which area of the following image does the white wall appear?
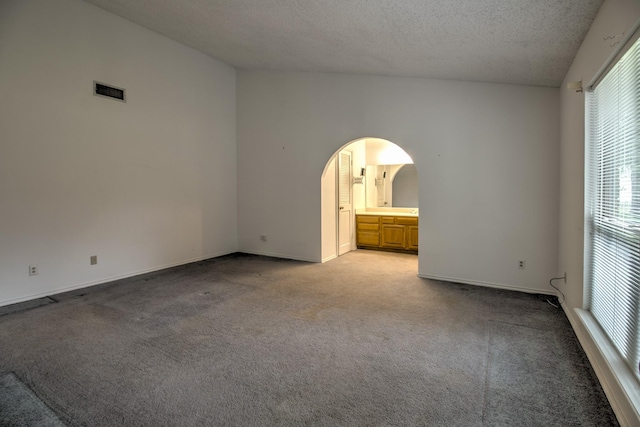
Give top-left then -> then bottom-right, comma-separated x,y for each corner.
237,71 -> 559,293
560,0 -> 640,311
0,0 -> 238,306
365,139 -> 414,165
559,0 -> 640,424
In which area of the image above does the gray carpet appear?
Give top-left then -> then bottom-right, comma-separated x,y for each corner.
0,372 -> 66,427
484,321 -> 614,426
0,251 -> 617,426
0,297 -> 57,317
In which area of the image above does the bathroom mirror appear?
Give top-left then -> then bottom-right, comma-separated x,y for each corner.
365,164 -> 418,208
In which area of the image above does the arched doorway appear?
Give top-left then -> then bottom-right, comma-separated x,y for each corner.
321,137 -> 417,262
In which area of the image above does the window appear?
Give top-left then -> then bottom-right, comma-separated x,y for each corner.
587,35 -> 640,380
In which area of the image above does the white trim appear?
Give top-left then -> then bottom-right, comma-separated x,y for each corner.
417,273 -> 555,295
338,150 -> 342,258
565,307 -> 640,427
587,18 -> 640,90
0,250 -> 236,308
239,250 -> 319,263
322,254 -> 337,263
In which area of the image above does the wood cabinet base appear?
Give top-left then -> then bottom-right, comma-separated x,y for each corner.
356,215 -> 418,254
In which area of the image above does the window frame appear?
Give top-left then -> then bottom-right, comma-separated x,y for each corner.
585,29 -> 640,382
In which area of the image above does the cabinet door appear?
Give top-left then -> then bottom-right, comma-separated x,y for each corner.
381,224 -> 406,249
406,225 -> 419,250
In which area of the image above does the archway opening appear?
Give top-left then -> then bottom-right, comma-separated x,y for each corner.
321,137 -> 418,263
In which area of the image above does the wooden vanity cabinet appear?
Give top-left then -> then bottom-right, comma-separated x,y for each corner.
356,215 -> 418,253
407,225 -> 419,250
356,215 -> 380,247
381,224 -> 406,249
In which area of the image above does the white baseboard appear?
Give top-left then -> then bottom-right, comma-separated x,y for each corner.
239,250 -> 320,263
321,254 -> 337,263
0,250 -> 236,308
564,307 -> 640,427
417,273 -> 555,295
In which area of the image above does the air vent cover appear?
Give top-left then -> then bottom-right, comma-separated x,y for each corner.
94,81 -> 125,102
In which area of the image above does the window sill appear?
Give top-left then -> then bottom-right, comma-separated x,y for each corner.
573,308 -> 640,426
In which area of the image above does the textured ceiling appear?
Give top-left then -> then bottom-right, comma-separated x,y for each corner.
83,0 -> 604,87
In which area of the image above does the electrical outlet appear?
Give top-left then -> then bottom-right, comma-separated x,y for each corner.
29,265 -> 38,276
90,255 -> 97,265
260,235 -> 267,242
518,260 -> 525,269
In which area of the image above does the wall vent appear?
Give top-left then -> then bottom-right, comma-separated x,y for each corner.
93,81 -> 125,102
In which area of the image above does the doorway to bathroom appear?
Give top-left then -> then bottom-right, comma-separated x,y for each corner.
321,137 -> 418,262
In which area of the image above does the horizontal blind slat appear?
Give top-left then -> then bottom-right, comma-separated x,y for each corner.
587,35 -> 640,380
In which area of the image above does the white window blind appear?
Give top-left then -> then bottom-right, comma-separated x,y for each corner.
587,35 -> 640,380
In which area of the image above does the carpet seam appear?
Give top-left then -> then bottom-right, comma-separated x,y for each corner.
481,320 -> 494,427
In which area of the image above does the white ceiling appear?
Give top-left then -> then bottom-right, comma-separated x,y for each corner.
83,0 -> 603,87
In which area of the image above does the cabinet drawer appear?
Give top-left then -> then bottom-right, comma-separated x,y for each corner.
357,231 -> 380,246
396,217 -> 418,226
356,215 -> 379,224
357,223 -> 379,232
381,216 -> 396,224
